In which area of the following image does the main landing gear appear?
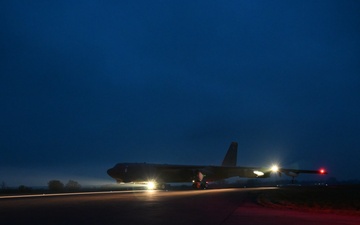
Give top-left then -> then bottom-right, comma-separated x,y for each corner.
192,181 -> 208,189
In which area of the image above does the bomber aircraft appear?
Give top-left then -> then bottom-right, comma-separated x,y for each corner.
107,142 -> 327,189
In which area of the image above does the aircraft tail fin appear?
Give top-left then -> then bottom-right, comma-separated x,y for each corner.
221,142 -> 238,167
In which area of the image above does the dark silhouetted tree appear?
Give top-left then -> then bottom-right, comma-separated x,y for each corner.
326,177 -> 338,185
18,185 -> 32,193
48,180 -> 64,192
65,180 -> 81,191
1,181 -> 6,190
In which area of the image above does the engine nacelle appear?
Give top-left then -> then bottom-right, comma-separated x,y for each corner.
237,170 -> 271,178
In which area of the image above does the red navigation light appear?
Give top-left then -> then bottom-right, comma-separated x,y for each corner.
319,168 -> 326,174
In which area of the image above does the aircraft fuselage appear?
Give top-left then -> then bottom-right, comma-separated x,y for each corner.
107,142 -> 327,188
107,163 -> 269,184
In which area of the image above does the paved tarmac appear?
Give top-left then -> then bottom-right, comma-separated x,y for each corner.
0,187 -> 359,225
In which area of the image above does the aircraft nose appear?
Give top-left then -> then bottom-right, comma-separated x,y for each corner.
107,168 -> 124,182
107,168 -> 116,178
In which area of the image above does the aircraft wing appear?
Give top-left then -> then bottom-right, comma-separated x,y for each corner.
278,167 -> 327,177
232,165 -> 328,179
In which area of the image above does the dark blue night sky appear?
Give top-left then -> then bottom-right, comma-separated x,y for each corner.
1,1 -> 360,186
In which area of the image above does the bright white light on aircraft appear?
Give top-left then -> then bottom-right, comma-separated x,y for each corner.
271,165 -> 279,173
253,170 -> 264,176
147,181 -> 156,190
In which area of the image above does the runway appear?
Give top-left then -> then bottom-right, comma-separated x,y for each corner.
0,187 -> 359,225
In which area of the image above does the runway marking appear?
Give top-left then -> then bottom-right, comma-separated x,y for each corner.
0,187 -> 277,199
0,190 -> 147,199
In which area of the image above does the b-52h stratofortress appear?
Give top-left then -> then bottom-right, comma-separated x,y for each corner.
107,142 -> 327,189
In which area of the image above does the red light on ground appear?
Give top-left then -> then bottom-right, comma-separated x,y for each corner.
319,169 -> 326,174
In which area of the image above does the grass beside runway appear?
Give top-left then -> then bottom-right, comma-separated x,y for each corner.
257,185 -> 360,216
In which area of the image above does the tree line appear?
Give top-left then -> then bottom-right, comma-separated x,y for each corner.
0,180 -> 82,193
48,180 -> 81,192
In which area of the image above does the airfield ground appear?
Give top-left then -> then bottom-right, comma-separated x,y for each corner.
257,186 -> 360,216
1,186 -> 359,225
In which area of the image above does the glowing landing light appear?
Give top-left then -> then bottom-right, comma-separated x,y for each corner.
319,168 -> 326,174
147,181 -> 156,190
254,170 -> 264,176
271,165 -> 279,173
